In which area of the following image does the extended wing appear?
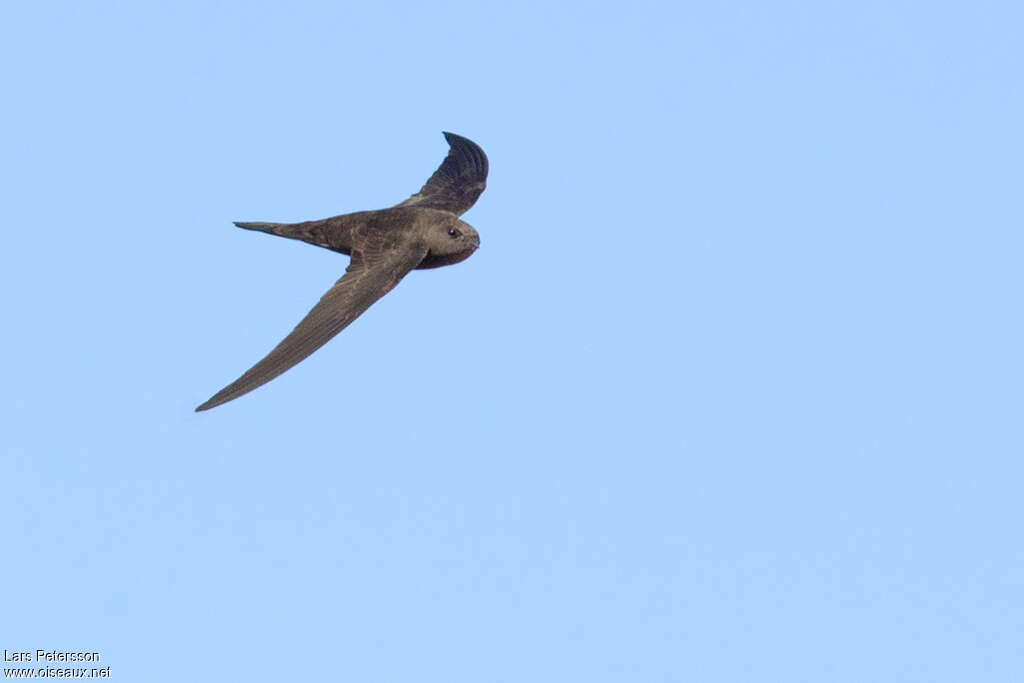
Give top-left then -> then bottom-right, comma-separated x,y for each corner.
397,131 -> 488,216
196,242 -> 426,411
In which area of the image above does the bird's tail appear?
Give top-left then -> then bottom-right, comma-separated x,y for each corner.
235,221 -> 302,239
234,220 -> 338,252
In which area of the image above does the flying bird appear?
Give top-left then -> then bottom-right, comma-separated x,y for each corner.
196,131 -> 487,411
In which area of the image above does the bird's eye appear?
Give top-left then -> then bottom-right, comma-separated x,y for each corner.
447,228 -> 460,238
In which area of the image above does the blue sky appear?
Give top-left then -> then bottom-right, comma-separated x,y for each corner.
2,1 -> 1022,680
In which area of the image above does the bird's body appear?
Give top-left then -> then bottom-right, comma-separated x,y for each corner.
196,132 -> 487,411
235,206 -> 477,268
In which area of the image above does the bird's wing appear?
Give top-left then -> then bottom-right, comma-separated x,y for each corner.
396,131 -> 488,216
196,240 -> 427,411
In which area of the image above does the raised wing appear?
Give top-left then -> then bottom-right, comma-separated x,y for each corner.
196,242 -> 427,411
397,131 -> 488,216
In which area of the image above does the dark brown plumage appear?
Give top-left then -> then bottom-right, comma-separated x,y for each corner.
196,132 -> 487,412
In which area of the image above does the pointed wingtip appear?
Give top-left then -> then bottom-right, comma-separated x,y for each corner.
195,395 -> 220,412
442,131 -> 465,145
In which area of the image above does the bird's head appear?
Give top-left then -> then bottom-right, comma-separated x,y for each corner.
417,217 -> 480,269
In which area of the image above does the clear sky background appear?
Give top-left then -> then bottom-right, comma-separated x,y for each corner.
2,1 -> 1022,681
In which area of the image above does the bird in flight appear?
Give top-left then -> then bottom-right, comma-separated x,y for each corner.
196,131 -> 488,412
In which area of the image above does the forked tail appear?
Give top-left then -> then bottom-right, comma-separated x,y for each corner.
233,219 -> 344,253
235,221 -> 300,238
